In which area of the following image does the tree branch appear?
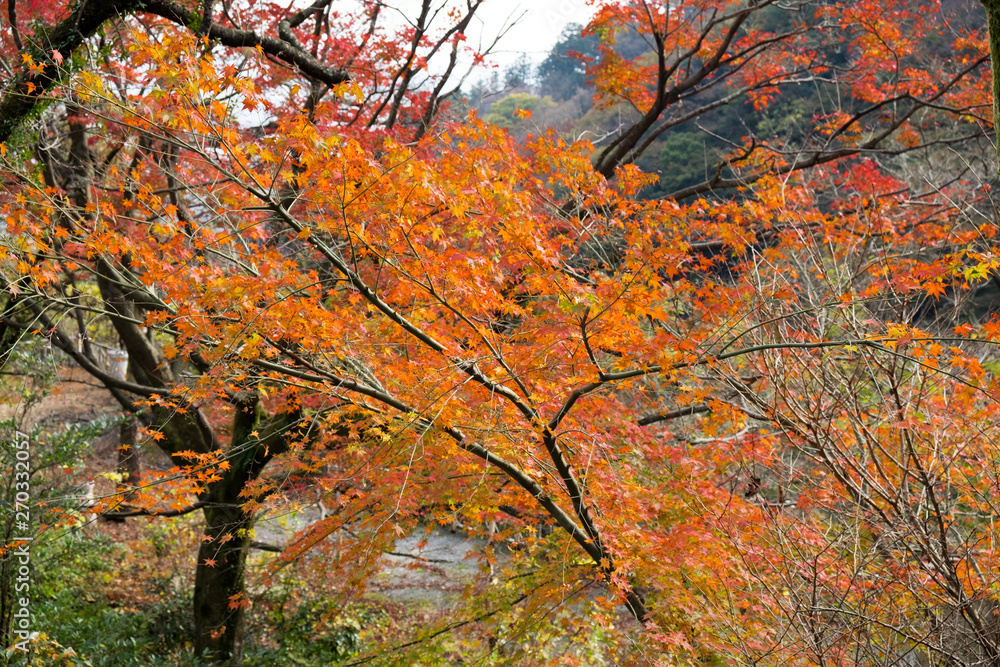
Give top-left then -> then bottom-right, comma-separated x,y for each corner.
7,0 -> 22,52
102,500 -> 209,519
638,404 -> 712,427
0,0 -> 351,144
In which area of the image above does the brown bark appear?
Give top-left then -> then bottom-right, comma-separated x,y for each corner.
193,503 -> 253,665
983,0 -> 1000,164
192,395 -> 297,665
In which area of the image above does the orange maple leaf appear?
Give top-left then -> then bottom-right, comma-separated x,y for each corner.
923,281 -> 946,300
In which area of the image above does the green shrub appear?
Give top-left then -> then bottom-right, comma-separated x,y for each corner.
245,582 -> 386,666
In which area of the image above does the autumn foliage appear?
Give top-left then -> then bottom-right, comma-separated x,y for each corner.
2,0 -> 1000,664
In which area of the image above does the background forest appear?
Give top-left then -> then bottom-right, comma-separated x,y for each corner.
2,0 -> 1000,665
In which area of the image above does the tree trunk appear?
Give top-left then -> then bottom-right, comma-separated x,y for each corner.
192,395 -> 295,665
193,503 -> 253,666
983,0 -> 1000,164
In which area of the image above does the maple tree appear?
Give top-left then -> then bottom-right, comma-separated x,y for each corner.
1,0 -> 1000,664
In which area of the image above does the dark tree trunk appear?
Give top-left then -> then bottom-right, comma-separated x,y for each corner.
983,0 -> 1000,164
192,394 -> 296,665
193,502 -> 254,665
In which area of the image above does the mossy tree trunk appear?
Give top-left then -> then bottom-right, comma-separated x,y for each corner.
982,0 -> 1000,164
192,503 -> 255,665
192,394 -> 298,665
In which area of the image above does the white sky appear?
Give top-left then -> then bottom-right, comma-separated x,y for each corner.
469,0 -> 595,68
374,0 -> 596,72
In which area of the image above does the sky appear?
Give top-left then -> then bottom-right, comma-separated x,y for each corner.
468,0 -> 595,68
371,0 -> 596,73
